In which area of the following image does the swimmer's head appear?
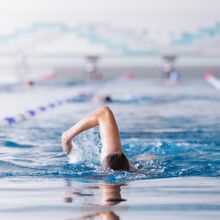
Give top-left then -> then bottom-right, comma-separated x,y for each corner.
104,96 -> 112,102
101,153 -> 129,171
92,95 -> 112,103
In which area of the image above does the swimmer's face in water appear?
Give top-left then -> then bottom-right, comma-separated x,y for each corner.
101,153 -> 129,171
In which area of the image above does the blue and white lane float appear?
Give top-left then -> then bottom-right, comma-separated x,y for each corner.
0,75 -> 133,127
0,92 -> 93,127
204,72 -> 220,90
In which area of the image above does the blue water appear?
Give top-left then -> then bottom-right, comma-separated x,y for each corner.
0,78 -> 220,183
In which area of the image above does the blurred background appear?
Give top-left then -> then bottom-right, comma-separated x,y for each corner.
0,0 -> 220,84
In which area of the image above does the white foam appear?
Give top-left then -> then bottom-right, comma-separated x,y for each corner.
68,128 -> 101,164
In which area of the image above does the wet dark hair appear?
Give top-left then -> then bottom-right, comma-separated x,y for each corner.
104,96 -> 112,102
101,153 -> 129,171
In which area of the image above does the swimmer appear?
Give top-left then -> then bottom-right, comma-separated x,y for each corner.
91,95 -> 112,103
61,106 -> 134,171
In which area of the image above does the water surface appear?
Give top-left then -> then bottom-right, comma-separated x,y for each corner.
0,78 -> 220,219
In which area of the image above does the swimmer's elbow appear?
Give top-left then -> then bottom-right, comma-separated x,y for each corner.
101,106 -> 112,115
98,106 -> 113,121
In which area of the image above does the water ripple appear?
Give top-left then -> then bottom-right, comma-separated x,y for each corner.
1,140 -> 35,148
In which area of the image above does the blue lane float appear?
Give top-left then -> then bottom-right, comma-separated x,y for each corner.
27,110 -> 36,116
4,117 -> 16,125
39,106 -> 47,112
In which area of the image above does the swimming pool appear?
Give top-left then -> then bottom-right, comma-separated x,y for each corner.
0,78 -> 220,219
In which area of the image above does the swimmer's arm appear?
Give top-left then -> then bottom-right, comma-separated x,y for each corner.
128,161 -> 137,172
61,106 -> 110,154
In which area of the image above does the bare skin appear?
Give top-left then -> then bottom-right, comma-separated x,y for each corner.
61,106 -> 134,170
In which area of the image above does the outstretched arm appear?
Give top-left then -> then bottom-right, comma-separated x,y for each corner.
61,106 -> 122,155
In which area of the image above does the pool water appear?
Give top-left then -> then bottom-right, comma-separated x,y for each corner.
0,78 -> 220,219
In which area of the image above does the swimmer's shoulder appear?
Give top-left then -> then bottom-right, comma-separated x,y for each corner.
129,154 -> 157,172
128,161 -> 138,172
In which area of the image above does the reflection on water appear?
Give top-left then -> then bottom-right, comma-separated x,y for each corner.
64,181 -> 126,219
70,211 -> 120,220
98,183 -> 126,206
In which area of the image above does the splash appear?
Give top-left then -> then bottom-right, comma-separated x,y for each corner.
68,128 -> 102,164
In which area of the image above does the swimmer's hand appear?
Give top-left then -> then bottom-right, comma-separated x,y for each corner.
61,132 -> 73,154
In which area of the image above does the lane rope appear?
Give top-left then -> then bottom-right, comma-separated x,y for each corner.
0,76 -> 129,127
0,92 -> 92,127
